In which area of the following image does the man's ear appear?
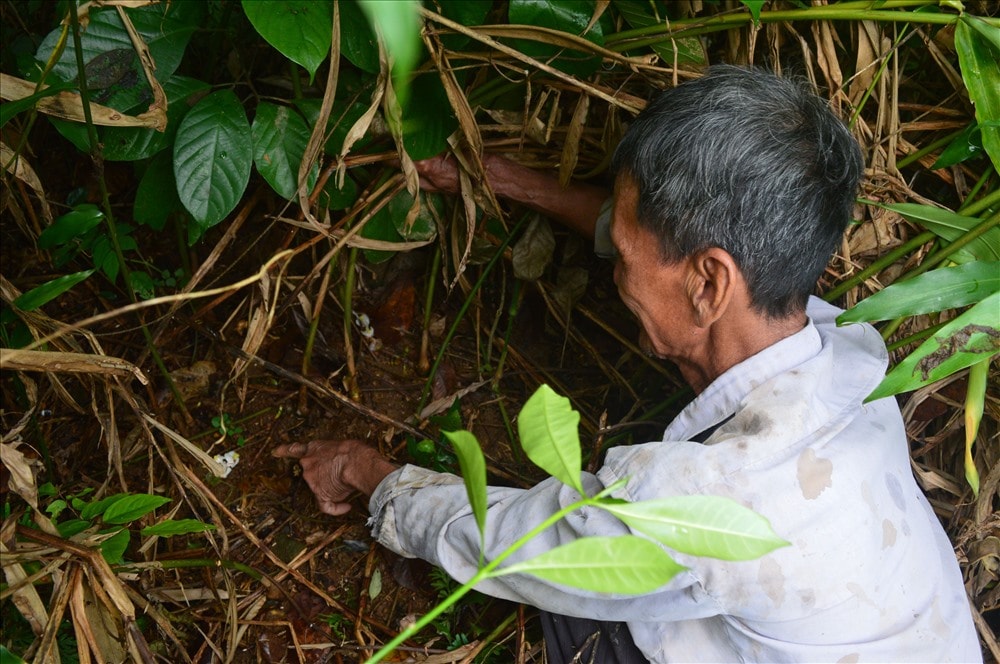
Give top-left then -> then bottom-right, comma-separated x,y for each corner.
685,248 -> 740,327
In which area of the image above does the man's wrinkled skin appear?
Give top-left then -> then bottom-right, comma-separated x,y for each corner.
271,439 -> 398,515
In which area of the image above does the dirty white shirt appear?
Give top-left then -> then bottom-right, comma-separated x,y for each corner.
369,297 -> 981,662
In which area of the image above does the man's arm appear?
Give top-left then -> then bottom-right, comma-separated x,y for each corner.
417,153 -> 609,241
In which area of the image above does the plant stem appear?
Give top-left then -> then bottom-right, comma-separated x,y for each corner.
343,246 -> 361,400
959,169 -> 993,213
958,185 -> 1000,218
67,1 -> 191,421
604,2 -> 959,52
900,212 -> 1000,281
824,229 -> 936,302
896,129 -> 962,169
367,495 -> 597,663
417,214 -> 529,413
419,245 -> 441,374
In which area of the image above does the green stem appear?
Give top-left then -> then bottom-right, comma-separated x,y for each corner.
343,247 -> 360,400
417,214 -> 529,413
896,129 -> 963,169
823,229 -> 936,302
114,558 -> 263,580
419,245 -> 442,374
886,320 -> 946,352
68,2 -> 189,420
900,212 -> 1000,281
958,185 -> 1000,218
604,2 -> 960,52
958,169 -> 993,213
368,493 -> 603,663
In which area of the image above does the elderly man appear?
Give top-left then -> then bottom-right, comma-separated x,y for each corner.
274,67 -> 980,662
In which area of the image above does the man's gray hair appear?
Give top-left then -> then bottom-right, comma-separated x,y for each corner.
611,65 -> 864,318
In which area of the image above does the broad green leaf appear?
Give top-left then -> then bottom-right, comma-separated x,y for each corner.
141,519 -> 216,537
444,430 -> 489,546
80,492 -> 129,520
837,261 -> 1000,324
173,89 -> 252,240
867,292 -> 1000,402
296,97 -> 374,156
932,122 -> 985,169
0,644 -> 28,664
596,495 -> 789,561
35,2 -> 202,112
508,0 -> 605,76
320,175 -> 359,211
340,0 -> 380,74
57,519 -> 92,538
102,75 -> 211,162
252,102 -> 318,200
402,74 -> 458,160
242,0 -> 332,81
437,0 -> 493,50
134,151 -> 183,231
100,528 -> 130,564
102,494 -> 171,525
956,16 -> 1000,173
37,204 -> 104,248
610,0 -> 706,65
13,269 -> 94,311
492,536 -> 684,593
878,202 -> 1000,263
362,189 -> 439,263
517,384 -> 583,494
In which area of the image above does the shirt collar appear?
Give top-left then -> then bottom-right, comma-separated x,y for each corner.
662,317 -> 823,442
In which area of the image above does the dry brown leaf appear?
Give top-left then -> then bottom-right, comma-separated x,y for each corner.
0,73 -> 165,130
0,348 -> 149,384
0,537 -> 51,638
1,142 -> 52,224
559,92 -> 590,186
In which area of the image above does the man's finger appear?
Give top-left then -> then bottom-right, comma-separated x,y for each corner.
272,442 -> 309,459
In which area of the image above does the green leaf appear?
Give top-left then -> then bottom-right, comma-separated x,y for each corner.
492,536 -> 684,593
610,0 -> 706,65
444,430 -> 489,547
932,122 -> 985,169
740,0 -> 768,26
878,202 -> 1000,263
596,495 -> 789,561
437,0 -> 493,50
956,16 -> 1000,173
37,204 -> 105,248
242,0 -> 332,81
57,519 -> 93,538
141,519 -> 216,537
173,89 -> 252,241
362,189 -> 439,263
1,644 -> 28,664
339,0 -> 380,74
134,151 -> 183,231
837,261 -> 1000,324
100,528 -> 130,564
13,269 -> 95,311
964,358 -> 988,497
102,75 -> 211,161
36,2 -> 202,112
867,292 -> 1000,401
508,0 -> 605,76
402,74 -> 458,160
252,102 -> 318,200
80,492 -> 129,520
102,494 -> 171,525
517,384 -> 583,495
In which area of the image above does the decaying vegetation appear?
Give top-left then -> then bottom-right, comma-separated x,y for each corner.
1,1 -> 997,661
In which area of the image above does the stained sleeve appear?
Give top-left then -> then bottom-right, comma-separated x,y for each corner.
368,465 -> 719,622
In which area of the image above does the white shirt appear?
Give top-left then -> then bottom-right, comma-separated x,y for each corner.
369,297 -> 981,662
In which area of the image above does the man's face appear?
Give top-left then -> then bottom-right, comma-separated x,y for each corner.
610,178 -> 694,361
